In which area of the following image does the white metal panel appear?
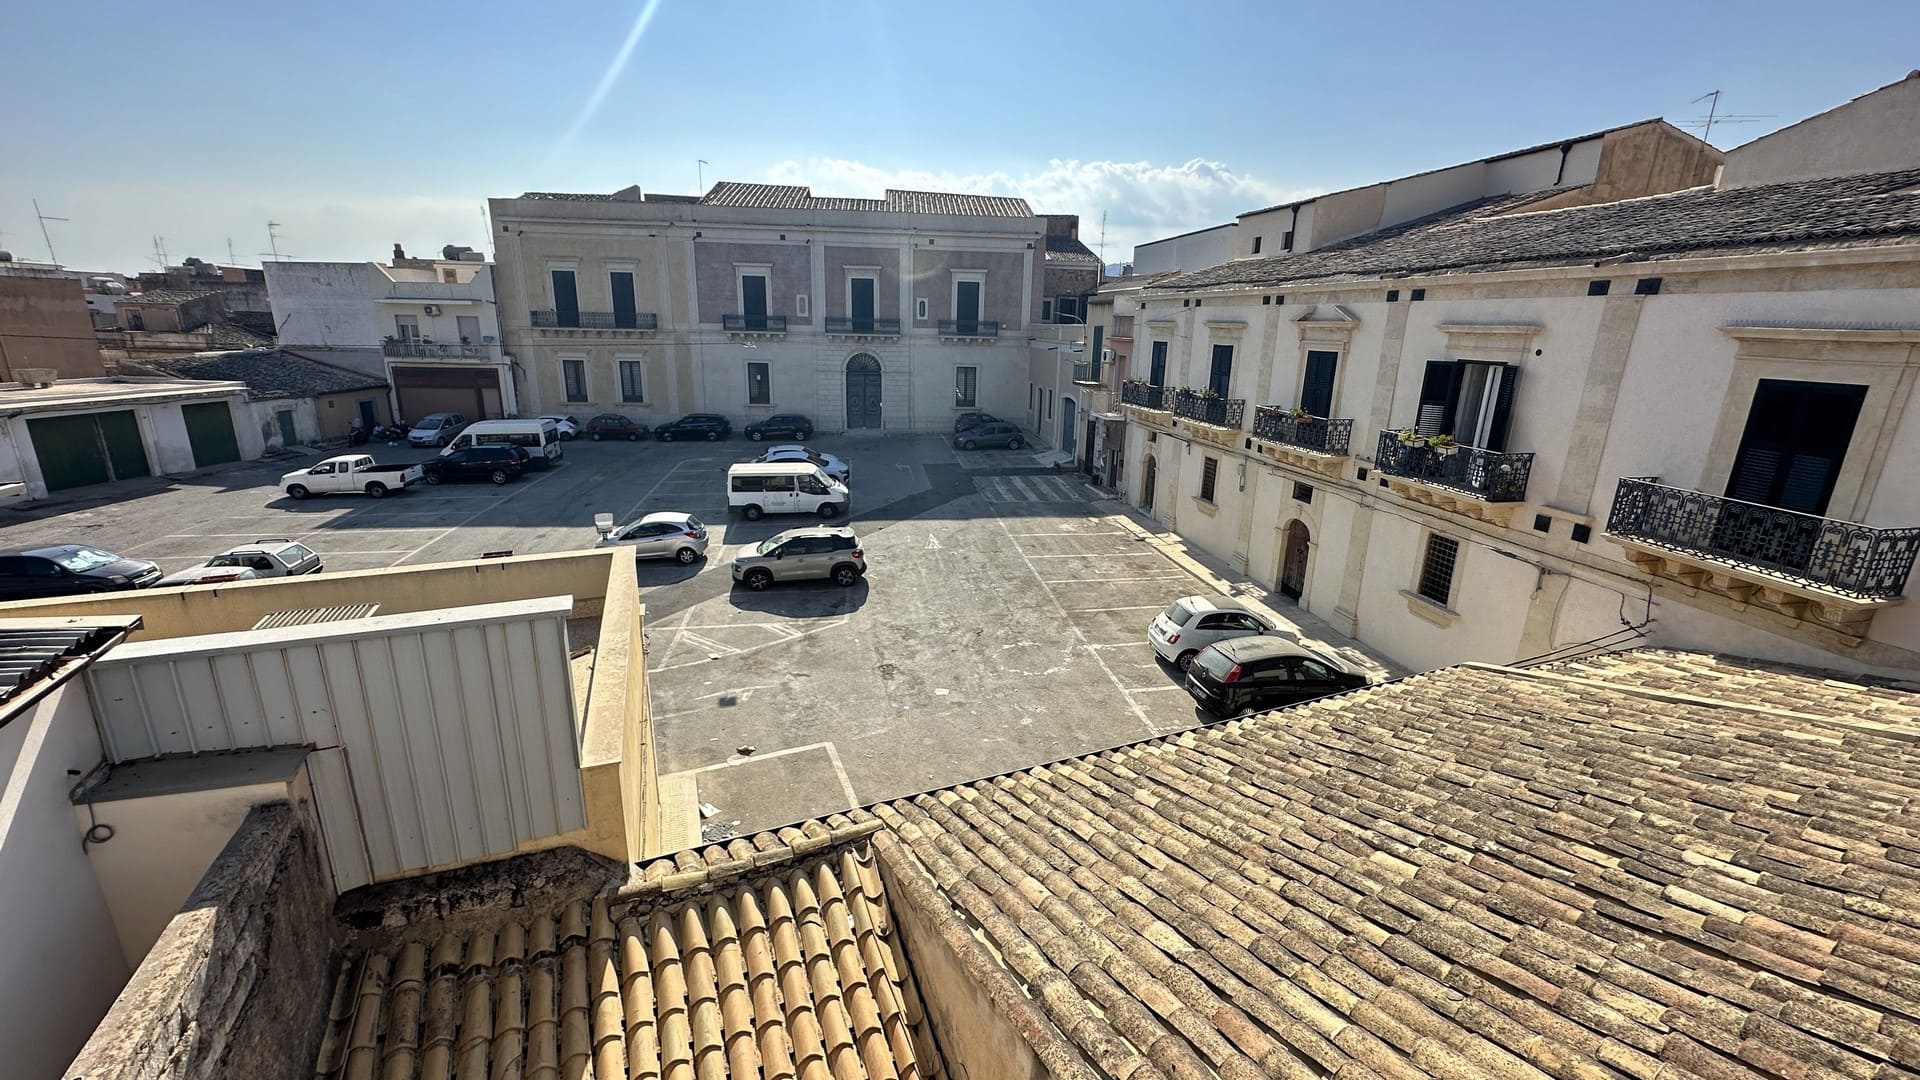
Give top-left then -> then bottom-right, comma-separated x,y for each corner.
84,597 -> 584,882
307,747 -> 372,892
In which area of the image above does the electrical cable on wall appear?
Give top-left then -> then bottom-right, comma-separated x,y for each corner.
67,764 -> 115,849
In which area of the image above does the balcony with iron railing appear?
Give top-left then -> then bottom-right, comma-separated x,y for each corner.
1071,361 -> 1104,385
1120,381 -> 1166,410
938,319 -> 1000,339
823,316 -> 901,337
723,314 -> 788,334
1250,407 -> 1353,476
382,340 -> 502,360
530,310 -> 659,331
1170,389 -> 1245,428
1375,430 -> 1534,524
1604,476 -> 1919,643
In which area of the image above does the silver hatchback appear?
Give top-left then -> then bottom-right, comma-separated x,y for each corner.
731,526 -> 866,590
1147,595 -> 1283,670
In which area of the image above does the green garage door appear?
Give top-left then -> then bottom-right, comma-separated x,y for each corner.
181,401 -> 242,467
27,411 -> 151,492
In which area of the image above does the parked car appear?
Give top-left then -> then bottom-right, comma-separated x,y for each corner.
1148,595 -> 1282,671
281,455 -> 424,499
155,565 -> 261,587
744,413 -> 814,442
445,418 -> 564,466
1182,637 -> 1368,717
731,526 -> 866,590
953,412 -> 1002,434
753,444 -> 850,483
585,414 -> 649,441
0,545 -> 162,600
954,422 -> 1024,450
727,462 -> 849,520
407,412 -> 468,447
594,511 -> 709,564
195,539 -> 324,578
538,414 -> 581,440
655,414 -> 732,442
421,445 -> 530,485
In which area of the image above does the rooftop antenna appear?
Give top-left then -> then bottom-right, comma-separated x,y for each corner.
33,198 -> 67,264
1098,210 -> 1107,270
698,159 -> 709,191
150,234 -> 169,268
1678,90 -> 1772,144
227,237 -> 238,266
265,220 -> 283,261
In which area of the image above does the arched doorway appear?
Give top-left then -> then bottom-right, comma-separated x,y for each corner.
1140,455 -> 1157,512
1280,519 -> 1311,601
1060,397 -> 1076,454
845,354 -> 882,429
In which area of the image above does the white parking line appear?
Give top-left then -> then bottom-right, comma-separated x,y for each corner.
1017,551 -> 1160,558
1066,604 -> 1165,612
684,739 -> 858,808
622,458 -> 714,521
1035,574 -> 1191,585
389,475 -> 555,566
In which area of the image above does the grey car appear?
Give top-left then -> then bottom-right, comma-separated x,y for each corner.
955,422 -> 1024,451
731,526 -> 866,590
595,512 -> 710,564
1147,594 -> 1284,671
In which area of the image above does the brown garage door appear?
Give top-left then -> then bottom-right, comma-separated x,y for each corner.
392,366 -> 502,421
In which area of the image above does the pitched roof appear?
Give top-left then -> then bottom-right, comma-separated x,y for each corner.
856,656 -> 1920,1078
121,288 -> 219,306
1156,167 -> 1920,292
128,349 -> 387,401
1044,234 -> 1102,265
700,182 -> 1033,217
319,820 -> 943,1080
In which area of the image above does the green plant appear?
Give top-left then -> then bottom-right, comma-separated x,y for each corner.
1396,430 -> 1457,450
1283,406 -> 1310,419
1198,387 -> 1221,400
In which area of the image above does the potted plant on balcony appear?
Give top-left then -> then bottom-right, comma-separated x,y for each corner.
1283,406 -> 1311,419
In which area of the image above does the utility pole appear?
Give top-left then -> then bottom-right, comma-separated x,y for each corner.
33,199 -> 67,264
698,159 -> 709,191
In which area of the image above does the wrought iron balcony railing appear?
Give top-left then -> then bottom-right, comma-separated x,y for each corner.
1252,407 -> 1353,455
1121,382 -> 1166,409
1171,390 -> 1246,428
1071,361 -> 1105,384
382,340 -> 501,359
530,309 -> 658,330
1375,430 -> 1533,502
823,316 -> 901,335
1606,477 -> 1920,600
723,314 -> 788,333
938,319 -> 1000,337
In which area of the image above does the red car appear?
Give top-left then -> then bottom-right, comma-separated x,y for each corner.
584,413 -> 649,441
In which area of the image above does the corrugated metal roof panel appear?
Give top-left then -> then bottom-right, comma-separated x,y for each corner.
252,603 -> 380,630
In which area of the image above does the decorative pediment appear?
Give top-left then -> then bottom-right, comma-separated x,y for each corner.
1291,305 -> 1359,346
1438,322 -> 1540,361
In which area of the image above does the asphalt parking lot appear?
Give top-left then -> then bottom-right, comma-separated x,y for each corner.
0,431 -> 1384,841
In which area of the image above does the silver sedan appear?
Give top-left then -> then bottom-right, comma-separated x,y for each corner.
595,512 -> 710,564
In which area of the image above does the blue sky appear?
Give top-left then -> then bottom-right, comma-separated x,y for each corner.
4,0 -> 1917,271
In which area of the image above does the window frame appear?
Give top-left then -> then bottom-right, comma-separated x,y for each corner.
915,297 -> 929,321
608,265 -> 639,328
845,269 -> 880,322
561,357 -> 589,403
747,360 -> 772,406
954,365 -> 979,409
1416,533 -> 1460,607
950,271 -> 987,325
735,265 -> 772,321
618,359 -> 645,403
1200,456 -> 1219,503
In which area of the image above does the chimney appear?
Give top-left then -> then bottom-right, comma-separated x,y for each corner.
393,243 -> 406,261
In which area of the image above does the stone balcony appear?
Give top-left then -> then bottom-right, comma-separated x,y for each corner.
1374,429 -> 1535,526
1250,407 -> 1353,478
1168,390 -> 1246,450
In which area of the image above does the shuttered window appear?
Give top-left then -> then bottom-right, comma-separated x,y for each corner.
1725,380 -> 1866,515
1415,359 -> 1519,451
1200,457 -> 1219,502
619,361 -> 645,403
562,359 -> 587,402
1301,350 -> 1338,417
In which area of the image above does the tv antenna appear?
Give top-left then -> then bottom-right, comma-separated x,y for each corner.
150,235 -> 169,269
33,199 -> 67,264
1678,90 -> 1772,143
1098,210 -> 1107,270
263,220 -> 284,261
227,237 -> 238,266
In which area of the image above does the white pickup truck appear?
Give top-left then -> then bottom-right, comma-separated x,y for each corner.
280,455 -> 424,499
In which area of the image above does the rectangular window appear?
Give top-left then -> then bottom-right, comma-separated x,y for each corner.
1057,296 -> 1078,322
747,361 -> 771,405
954,277 -> 983,327
619,360 -> 645,403
1041,299 -> 1053,322
1415,359 -> 1519,451
1301,350 -> 1338,417
394,314 -> 419,341
955,366 -> 978,409
1282,230 -> 1295,251
849,276 -> 876,326
1725,379 -> 1866,515
609,271 -> 638,329
796,293 -> 809,318
1208,343 -> 1234,397
1251,236 -> 1263,254
739,272 -> 769,329
551,269 -> 579,327
1292,481 -> 1313,503
1029,384 -> 1035,410
1200,457 -> 1219,502
1149,341 -> 1168,386
1417,535 -> 1459,606
562,358 -> 588,402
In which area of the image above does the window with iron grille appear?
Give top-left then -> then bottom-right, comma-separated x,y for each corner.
562,359 -> 588,402
955,366 -> 978,408
1417,535 -> 1459,606
1200,457 -> 1219,502
619,360 -> 644,403
747,361 -> 771,405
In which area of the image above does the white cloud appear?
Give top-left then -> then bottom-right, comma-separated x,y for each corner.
764,157 -> 1315,265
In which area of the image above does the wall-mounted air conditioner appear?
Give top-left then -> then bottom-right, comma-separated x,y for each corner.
1100,348 -> 1114,364
423,304 -> 442,316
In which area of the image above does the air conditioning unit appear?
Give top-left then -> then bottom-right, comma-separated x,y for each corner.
482,335 -> 496,344
1100,349 -> 1114,364
423,304 -> 442,317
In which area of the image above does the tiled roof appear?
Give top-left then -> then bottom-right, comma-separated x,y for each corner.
318,819 -> 943,1080
1542,648 -> 1920,731
882,189 -> 1031,217
122,288 -> 219,305
1044,234 -> 1102,264
1156,167 -> 1920,291
854,658 -> 1920,1079
128,349 -> 387,401
520,191 -> 621,201
204,318 -> 276,349
699,182 -> 1033,218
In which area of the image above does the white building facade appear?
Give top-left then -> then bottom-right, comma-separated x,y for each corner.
487,184 -> 1045,431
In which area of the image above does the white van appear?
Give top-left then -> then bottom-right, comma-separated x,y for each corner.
727,461 -> 850,520
442,418 -> 564,466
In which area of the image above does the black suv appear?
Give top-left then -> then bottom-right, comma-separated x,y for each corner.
744,413 -> 813,442
422,445 -> 529,485
655,414 -> 732,442
0,545 -> 162,600
1182,637 -> 1367,717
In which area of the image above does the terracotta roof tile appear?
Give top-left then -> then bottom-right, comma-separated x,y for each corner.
319,833 -> 939,1080
862,657 -> 1920,1079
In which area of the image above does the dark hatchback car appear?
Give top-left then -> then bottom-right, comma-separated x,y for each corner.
744,413 -> 814,442
0,545 -> 163,600
1182,637 -> 1367,717
954,422 -> 1024,450
584,413 -> 649,441
953,411 -> 1002,433
655,414 -> 732,442
422,445 -> 529,485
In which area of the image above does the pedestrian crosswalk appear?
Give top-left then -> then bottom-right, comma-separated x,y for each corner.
976,474 -> 1091,503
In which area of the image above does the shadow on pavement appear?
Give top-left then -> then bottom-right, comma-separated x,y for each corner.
726,578 -> 870,618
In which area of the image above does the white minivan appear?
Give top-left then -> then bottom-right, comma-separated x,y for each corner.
727,461 -> 849,520
442,418 -> 564,466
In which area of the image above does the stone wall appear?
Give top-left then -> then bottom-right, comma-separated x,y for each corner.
63,802 -> 334,1080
